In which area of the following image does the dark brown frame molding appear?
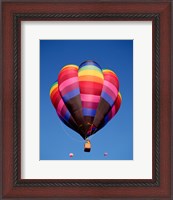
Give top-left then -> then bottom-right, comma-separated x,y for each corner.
1,1 -> 172,199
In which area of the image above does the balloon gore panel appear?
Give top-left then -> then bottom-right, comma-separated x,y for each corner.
58,65 -> 87,138
50,82 -> 79,133
78,61 -> 104,134
92,69 -> 119,129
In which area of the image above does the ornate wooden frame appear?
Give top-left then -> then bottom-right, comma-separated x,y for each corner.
1,1 -> 172,199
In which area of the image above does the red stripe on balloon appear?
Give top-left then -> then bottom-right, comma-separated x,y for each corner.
82,101 -> 98,109
58,70 -> 78,82
50,87 -> 58,98
59,66 -> 78,74
80,87 -> 102,95
107,93 -> 122,120
51,93 -> 61,108
103,73 -> 119,90
52,97 -> 59,109
58,68 -> 78,85
115,94 -> 122,114
51,90 -> 61,101
79,82 -> 103,95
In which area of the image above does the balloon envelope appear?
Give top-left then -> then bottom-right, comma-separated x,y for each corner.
50,60 -> 122,140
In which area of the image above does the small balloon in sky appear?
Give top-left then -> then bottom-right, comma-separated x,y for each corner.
69,153 -> 74,158
104,152 -> 108,157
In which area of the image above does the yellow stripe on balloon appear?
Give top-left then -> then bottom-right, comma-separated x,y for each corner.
118,92 -> 122,100
50,83 -> 58,95
61,64 -> 79,71
102,69 -> 113,72
78,70 -> 104,79
103,69 -> 116,74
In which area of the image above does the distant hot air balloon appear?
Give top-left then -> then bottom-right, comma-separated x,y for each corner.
104,152 -> 108,157
69,153 -> 74,158
50,61 -> 122,151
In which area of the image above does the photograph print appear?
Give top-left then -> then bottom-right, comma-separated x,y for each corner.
40,40 -> 133,160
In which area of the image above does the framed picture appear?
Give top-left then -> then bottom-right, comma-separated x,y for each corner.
1,1 -> 172,199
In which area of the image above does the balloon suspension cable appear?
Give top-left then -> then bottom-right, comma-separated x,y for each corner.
84,124 -> 97,141
59,119 -> 83,143
87,130 -> 97,141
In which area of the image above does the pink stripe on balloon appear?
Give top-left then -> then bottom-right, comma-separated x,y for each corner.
57,98 -> 64,113
59,77 -> 79,91
80,94 -> 100,103
111,104 -> 116,117
61,105 -> 67,116
102,84 -> 118,101
103,75 -> 119,89
103,80 -> 118,93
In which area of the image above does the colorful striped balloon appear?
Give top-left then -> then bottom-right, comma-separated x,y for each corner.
78,61 -> 104,134
50,61 -> 122,139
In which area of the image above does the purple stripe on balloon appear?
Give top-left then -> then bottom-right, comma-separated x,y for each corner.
63,88 -> 80,102
102,84 -> 118,102
80,94 -> 100,103
64,110 -> 71,121
101,91 -> 115,106
79,60 -> 102,70
104,114 -> 109,124
82,108 -> 96,117
60,82 -> 79,96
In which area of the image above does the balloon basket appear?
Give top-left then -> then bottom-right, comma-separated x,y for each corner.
84,140 -> 91,152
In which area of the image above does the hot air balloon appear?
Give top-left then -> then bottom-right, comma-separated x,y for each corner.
69,153 -> 74,158
104,152 -> 108,157
50,60 -> 122,152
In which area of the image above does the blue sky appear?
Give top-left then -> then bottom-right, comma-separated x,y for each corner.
40,40 -> 133,160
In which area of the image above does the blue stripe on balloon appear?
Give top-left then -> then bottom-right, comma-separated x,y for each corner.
63,88 -> 80,102
82,108 -> 96,117
104,114 -> 109,124
79,60 -> 102,70
101,91 -> 114,106
57,112 -> 70,125
64,110 -> 71,121
60,115 -> 69,125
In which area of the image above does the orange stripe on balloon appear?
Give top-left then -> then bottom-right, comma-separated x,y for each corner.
78,75 -> 104,84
